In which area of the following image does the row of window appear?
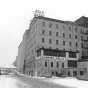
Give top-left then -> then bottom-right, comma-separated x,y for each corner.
44,49 -> 66,57
45,60 -> 77,68
42,38 -> 78,47
37,49 -> 77,58
42,22 -> 78,32
42,30 -> 78,39
45,61 -> 64,68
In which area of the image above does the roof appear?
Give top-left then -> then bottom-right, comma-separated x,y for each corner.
75,16 -> 88,28
35,16 -> 79,26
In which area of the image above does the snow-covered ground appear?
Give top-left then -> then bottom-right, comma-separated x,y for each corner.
17,73 -> 88,88
42,77 -> 88,88
1,74 -> 88,88
0,75 -> 17,88
0,75 -> 30,88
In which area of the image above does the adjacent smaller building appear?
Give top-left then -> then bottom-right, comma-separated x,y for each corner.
77,59 -> 88,80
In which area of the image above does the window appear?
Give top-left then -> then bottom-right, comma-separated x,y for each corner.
56,72 -> 58,76
69,26 -> 71,31
43,49 -> 66,57
68,60 -> 77,67
49,31 -> 52,36
42,30 -> 45,35
49,39 -> 52,44
69,41 -> 72,46
68,71 -> 70,76
75,35 -> 77,39
45,61 -> 47,67
69,52 -> 76,58
51,62 -> 53,67
73,71 -> 77,76
75,27 -> 77,32
81,36 -> 83,40
56,32 -> 58,36
56,40 -> 59,45
69,34 -> 71,38
57,51 -> 66,57
81,43 -> 83,48
42,38 -> 45,43
37,50 -> 41,57
49,23 -> 52,28
52,72 -> 54,75
63,41 -> 65,46
76,42 -> 78,47
56,62 -> 59,68
42,22 -> 45,27
56,24 -> 58,29
62,63 -> 64,68
63,33 -> 65,38
80,71 -> 84,75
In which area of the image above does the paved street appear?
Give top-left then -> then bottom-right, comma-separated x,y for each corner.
0,75 -> 73,88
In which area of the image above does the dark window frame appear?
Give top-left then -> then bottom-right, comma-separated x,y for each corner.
63,41 -> 65,46
63,33 -> 65,38
56,40 -> 59,45
56,32 -> 59,36
49,23 -> 52,28
69,41 -> 72,46
42,38 -> 45,43
49,39 -> 52,44
69,34 -> 71,38
56,62 -> 59,68
45,61 -> 47,67
49,31 -> 52,36
42,30 -> 45,35
51,62 -> 53,67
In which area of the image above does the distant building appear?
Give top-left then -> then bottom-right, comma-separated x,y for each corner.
16,12 -> 88,78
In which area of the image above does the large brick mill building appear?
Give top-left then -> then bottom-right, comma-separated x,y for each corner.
15,11 -> 88,78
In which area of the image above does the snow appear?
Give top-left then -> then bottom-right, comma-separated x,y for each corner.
0,75 -> 30,88
0,75 -> 17,88
18,74 -> 88,88
44,77 -> 88,88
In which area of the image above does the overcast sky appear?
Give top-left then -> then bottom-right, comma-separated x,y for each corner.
0,0 -> 88,66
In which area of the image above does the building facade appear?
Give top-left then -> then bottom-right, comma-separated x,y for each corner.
75,16 -> 88,80
16,14 -> 88,78
15,31 -> 27,73
77,59 -> 88,80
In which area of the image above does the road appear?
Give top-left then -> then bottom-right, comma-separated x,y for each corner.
0,74 -> 73,88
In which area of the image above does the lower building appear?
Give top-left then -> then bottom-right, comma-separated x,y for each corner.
24,48 -> 79,77
77,59 -> 88,80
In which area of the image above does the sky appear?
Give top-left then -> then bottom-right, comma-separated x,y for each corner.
0,0 -> 88,67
